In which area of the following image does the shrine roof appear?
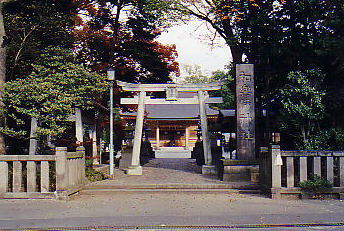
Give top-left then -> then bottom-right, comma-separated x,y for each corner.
220,109 -> 236,117
121,104 -> 218,120
146,104 -> 218,119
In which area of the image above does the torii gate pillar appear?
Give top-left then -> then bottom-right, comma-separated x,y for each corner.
198,91 -> 216,174
126,91 -> 146,175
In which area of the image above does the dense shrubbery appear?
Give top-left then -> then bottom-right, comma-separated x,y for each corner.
300,128 -> 344,150
300,175 -> 332,198
85,167 -> 108,182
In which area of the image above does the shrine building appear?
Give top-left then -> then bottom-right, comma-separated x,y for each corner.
121,91 -> 219,158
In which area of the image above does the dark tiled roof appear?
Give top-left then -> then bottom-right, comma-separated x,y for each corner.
220,109 -> 236,117
145,104 -> 218,119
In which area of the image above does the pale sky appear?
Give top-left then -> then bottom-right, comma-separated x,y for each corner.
157,20 -> 232,78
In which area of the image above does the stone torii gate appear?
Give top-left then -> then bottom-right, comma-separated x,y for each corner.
117,81 -> 223,175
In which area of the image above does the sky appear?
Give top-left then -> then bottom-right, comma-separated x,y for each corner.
157,20 -> 232,78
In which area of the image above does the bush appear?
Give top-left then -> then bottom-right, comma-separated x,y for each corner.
85,167 -> 108,182
300,128 -> 344,150
299,175 -> 332,198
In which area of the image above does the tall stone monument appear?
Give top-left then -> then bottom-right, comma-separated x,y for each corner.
236,64 -> 255,160
221,64 -> 258,182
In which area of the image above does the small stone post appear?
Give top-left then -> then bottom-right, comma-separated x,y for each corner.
0,162 -> 8,192
29,117 -> 38,155
77,146 -> 86,184
90,126 -> 98,165
27,161 -> 37,192
75,108 -> 83,144
185,127 -> 189,149
28,117 -> 38,192
156,126 -> 160,149
340,157 -> 344,187
55,147 -> 68,191
271,145 -> 282,199
12,161 -> 22,192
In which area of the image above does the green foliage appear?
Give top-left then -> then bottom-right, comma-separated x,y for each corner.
3,47 -> 109,137
299,175 -> 332,196
279,69 -> 326,148
301,128 -> 344,151
85,167 -> 108,182
211,70 -> 235,109
181,65 -> 235,109
166,1 -> 344,148
73,0 -> 179,83
280,69 -> 326,120
181,64 -> 211,84
4,0 -> 76,80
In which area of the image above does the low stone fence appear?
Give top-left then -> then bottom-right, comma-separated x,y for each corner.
260,145 -> 344,199
0,147 -> 86,199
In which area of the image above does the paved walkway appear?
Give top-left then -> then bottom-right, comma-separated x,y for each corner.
1,193 -> 344,230
91,158 -> 228,186
2,160 -> 344,230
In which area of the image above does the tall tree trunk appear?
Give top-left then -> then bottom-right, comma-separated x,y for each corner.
300,124 -> 307,145
230,46 -> 243,65
0,2 -> 8,155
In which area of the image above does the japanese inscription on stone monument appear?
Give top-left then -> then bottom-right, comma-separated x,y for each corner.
236,64 -> 255,160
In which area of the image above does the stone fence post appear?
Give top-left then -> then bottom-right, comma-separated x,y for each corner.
55,147 -> 68,191
76,146 -> 86,183
0,162 -> 8,192
270,145 -> 283,199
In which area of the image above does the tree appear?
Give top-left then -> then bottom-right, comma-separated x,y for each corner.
182,65 -> 235,109
3,47 -> 108,140
4,0 -> 77,80
279,69 -> 326,149
181,64 -> 210,84
72,0 -> 179,83
0,0 -> 78,154
0,0 -> 16,154
0,0 -> 181,156
165,0 -> 344,147
211,69 -> 235,109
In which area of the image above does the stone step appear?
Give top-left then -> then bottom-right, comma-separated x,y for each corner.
155,150 -> 191,158
84,183 -> 259,190
156,147 -> 190,152
79,188 -> 261,195
80,179 -> 261,196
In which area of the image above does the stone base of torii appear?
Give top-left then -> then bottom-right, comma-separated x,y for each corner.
117,81 -> 223,175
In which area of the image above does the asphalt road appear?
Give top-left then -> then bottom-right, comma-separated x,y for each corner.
0,193 -> 343,230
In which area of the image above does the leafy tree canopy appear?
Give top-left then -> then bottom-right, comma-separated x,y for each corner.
182,65 -> 235,109
4,0 -> 77,80
72,0 -> 180,83
279,69 -> 326,148
181,64 -> 210,84
3,47 -> 108,137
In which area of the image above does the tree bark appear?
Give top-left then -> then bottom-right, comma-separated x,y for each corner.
229,45 -> 243,64
300,124 -> 307,145
221,18 -> 243,65
0,3 -> 6,155
0,1 -> 13,155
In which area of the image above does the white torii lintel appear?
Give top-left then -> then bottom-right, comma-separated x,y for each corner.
116,80 -> 223,92
121,96 -> 223,105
